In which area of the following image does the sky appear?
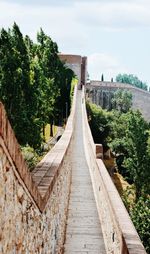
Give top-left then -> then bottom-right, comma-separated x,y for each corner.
0,0 -> 150,84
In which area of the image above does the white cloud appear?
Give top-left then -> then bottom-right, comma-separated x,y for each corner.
0,0 -> 150,55
1,0 -> 150,41
0,0 -> 150,83
0,1 -> 88,51
88,53 -> 128,81
76,1 -> 150,29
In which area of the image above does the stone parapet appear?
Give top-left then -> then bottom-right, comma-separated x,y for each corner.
0,85 -> 77,253
82,86 -> 146,254
95,144 -> 103,159
88,81 -> 150,95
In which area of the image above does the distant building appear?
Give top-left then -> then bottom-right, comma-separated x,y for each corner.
86,81 -> 150,121
58,54 -> 87,89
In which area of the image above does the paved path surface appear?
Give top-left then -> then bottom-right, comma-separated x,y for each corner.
64,90 -> 106,254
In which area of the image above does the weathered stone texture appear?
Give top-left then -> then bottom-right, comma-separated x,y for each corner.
59,54 -> 82,87
0,85 -> 77,254
0,142 -> 71,254
82,94 -> 123,254
0,83 -> 147,254
58,54 -> 87,89
86,81 -> 150,122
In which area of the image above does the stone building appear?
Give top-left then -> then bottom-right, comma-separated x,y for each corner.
86,81 -> 150,122
59,54 -> 87,89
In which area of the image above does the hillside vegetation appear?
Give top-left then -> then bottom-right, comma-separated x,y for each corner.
86,94 -> 150,253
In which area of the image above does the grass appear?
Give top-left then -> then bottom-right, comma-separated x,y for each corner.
44,124 -> 57,143
72,77 -> 78,86
70,78 -> 78,104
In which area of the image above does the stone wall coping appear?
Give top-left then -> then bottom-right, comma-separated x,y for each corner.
58,54 -> 82,64
96,159 -> 146,254
87,81 -> 150,96
0,85 -> 77,212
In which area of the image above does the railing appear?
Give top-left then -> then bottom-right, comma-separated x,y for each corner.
81,86 -> 146,254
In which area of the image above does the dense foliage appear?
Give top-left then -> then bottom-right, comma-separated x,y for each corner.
109,110 -> 150,199
87,100 -> 150,252
0,23 -> 74,148
112,89 -> 132,113
116,73 -> 148,90
130,196 -> 150,253
86,102 -> 113,146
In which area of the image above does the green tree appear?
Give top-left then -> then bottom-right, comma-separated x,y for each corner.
86,97 -> 150,252
35,29 -> 74,136
109,111 -> 130,154
55,62 -> 74,123
147,132 -> 150,156
109,110 -> 150,198
0,24 -> 31,145
116,73 -> 147,90
130,196 -> 150,253
124,111 -> 150,198
0,23 -> 74,147
112,89 -> 132,113
86,102 -> 113,145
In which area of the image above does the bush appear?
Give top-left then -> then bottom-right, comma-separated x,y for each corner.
21,145 -> 39,171
86,102 -> 113,145
130,196 -> 150,253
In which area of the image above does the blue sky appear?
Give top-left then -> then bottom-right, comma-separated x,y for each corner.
0,0 -> 150,84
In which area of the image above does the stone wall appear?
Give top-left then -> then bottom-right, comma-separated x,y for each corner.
59,54 -> 87,89
82,87 -> 146,254
86,81 -> 150,122
59,54 -> 82,87
0,142 -> 71,254
0,86 -> 77,254
0,82 -> 147,253
81,56 -> 88,86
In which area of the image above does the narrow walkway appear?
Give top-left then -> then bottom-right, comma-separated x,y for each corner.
64,90 -> 106,254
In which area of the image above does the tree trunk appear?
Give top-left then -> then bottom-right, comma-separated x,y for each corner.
50,123 -> 53,137
43,124 -> 45,139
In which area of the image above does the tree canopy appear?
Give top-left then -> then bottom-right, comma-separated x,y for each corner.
86,102 -> 113,146
116,73 -> 148,91
86,101 -> 150,252
109,110 -> 150,198
112,89 -> 132,113
0,23 -> 74,148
